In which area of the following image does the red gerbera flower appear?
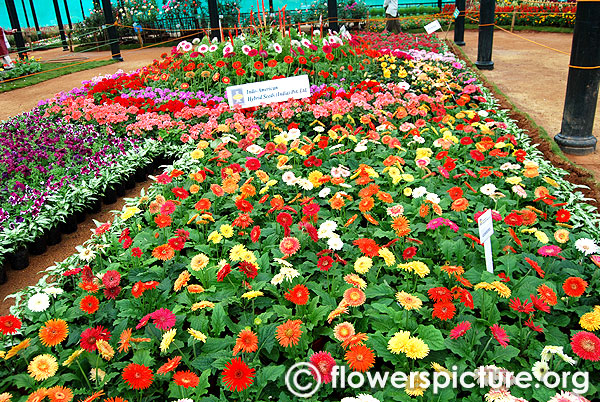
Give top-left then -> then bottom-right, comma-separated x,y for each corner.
402,246 -> 417,260
173,370 -> 200,388
556,209 -> 571,223
238,261 -> 258,279
156,356 -> 182,375
103,286 -> 121,300
524,257 -> 544,278
80,326 -> 111,352
168,236 -> 185,251
151,308 -> 176,331
345,345 -> 375,372
0,314 -> 21,335
250,225 -> 261,242
427,287 -> 453,303
490,324 -> 509,347
217,263 -> 232,282
529,294 -> 550,313
221,357 -> 255,392
571,331 -> 600,361
284,285 -> 310,305
449,321 -> 471,339
171,187 -> 189,200
102,270 -> 121,289
352,238 -> 380,257
508,297 -> 535,314
80,295 -> 99,314
432,301 -> 456,321
457,288 -> 474,309
317,256 -> 334,271
154,214 -> 172,228
504,212 -> 523,226
524,318 -> 544,333
122,363 -> 154,390
309,351 -> 336,384
563,277 -> 588,297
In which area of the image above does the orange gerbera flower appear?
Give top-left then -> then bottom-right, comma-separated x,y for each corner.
78,281 -> 99,293
376,191 -> 393,203
343,288 -> 366,307
537,284 -> 558,306
154,214 -> 172,228
327,304 -> 349,323
358,197 -> 375,212
391,216 -> 411,237
233,329 -> 259,356
345,345 -> 375,372
26,388 -> 48,402
563,277 -> 588,297
419,204 -> 429,218
152,244 -> 175,261
363,213 -> 379,225
173,270 -> 190,292
118,328 -> 133,353
329,195 -> 345,210
47,385 -> 73,402
451,198 -> 469,212
39,319 -> 68,347
276,320 -> 302,348
187,285 -> 205,293
341,333 -> 369,349
333,322 -> 355,342
156,356 -> 182,375
80,295 -> 99,314
358,184 -> 379,198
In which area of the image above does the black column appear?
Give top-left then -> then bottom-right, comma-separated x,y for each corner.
63,0 -> 74,30
328,0 -> 338,32
100,0 -> 123,60
475,0 -> 494,70
454,0 -> 465,46
438,0 -> 442,11
52,0 -> 69,50
28,0 -> 41,36
5,0 -> 27,58
208,0 -> 219,41
79,0 -> 86,19
555,2 -> 600,155
20,0 -> 31,28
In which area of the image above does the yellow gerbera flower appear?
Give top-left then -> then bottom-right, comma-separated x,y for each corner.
388,331 -> 411,354
242,291 -> 264,300
160,329 -> 177,352
28,354 -> 58,381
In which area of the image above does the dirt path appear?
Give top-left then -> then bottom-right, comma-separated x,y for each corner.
457,29 -> 600,179
0,46 -> 172,121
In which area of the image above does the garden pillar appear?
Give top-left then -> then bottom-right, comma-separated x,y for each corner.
100,0 -> 123,60
555,1 -> 600,155
208,0 -> 220,41
475,0 -> 494,70
28,0 -> 41,37
328,0 -> 339,32
63,0 -> 74,30
20,0 -> 31,29
79,0 -> 86,19
454,0 -> 465,46
5,0 -> 28,58
52,0 -> 69,51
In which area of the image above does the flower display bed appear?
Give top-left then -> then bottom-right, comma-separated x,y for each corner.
0,31 -> 599,402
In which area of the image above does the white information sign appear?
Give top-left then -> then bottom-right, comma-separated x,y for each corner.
477,209 -> 495,273
424,20 -> 442,34
226,75 -> 310,109
453,8 -> 460,19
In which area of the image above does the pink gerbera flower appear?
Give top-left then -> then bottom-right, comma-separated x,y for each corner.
449,321 -> 471,340
571,331 -> 600,362
490,324 -> 509,348
538,245 -> 562,257
309,351 -> 336,384
151,308 -> 177,331
102,270 -> 121,289
279,237 -> 300,256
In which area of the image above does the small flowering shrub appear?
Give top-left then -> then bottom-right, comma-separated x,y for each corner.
0,29 -> 599,402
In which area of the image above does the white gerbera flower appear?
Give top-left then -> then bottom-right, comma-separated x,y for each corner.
245,144 -> 264,155
297,179 -> 314,191
425,192 -> 440,204
270,273 -> 284,286
314,125 -> 325,133
28,293 -> 50,312
412,186 -> 427,198
541,346 -> 564,362
328,237 -> 344,251
282,172 -> 297,185
78,248 -> 96,261
480,183 -> 497,196
280,267 -> 300,282
356,394 -> 381,402
320,220 -> 338,233
43,287 -> 64,297
319,188 -> 331,198
287,128 -> 301,140
575,238 -> 599,256
531,360 -> 549,381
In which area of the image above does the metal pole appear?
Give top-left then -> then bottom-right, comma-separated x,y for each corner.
62,0 -> 74,31
5,0 -> 28,59
554,2 -> 600,155
454,0 -> 465,46
20,0 -> 31,29
52,0 -> 69,51
328,0 -> 338,32
100,0 -> 123,60
208,0 -> 220,41
438,0 -> 442,11
79,0 -> 86,19
28,0 -> 41,36
475,0 -> 494,70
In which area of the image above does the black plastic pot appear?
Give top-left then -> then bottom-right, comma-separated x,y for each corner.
28,232 -> 48,256
135,167 -> 147,183
60,214 -> 78,234
103,187 -> 118,205
8,247 -> 29,270
0,262 -> 7,285
125,174 -> 135,190
87,198 -> 102,214
47,225 -> 62,246
115,182 -> 126,197
76,209 -> 87,223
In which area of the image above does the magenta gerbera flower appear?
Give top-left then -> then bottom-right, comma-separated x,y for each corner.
309,351 -> 336,384
490,324 -> 509,348
151,308 -> 177,331
449,321 -> 471,340
571,331 -> 600,362
538,245 -> 562,257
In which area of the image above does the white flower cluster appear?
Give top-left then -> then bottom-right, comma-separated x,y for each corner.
271,258 -> 300,286
411,186 -> 440,204
318,220 -> 343,250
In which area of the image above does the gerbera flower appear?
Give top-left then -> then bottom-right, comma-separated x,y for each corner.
190,253 -> 209,271
538,245 -> 562,257
427,287 -> 453,302
509,297 -> 535,314
152,244 -> 175,261
404,337 -> 430,359
395,291 -> 422,310
537,284 -> 558,306
156,356 -> 182,375
343,288 -> 367,307
241,291 -> 263,299
173,371 -> 200,388
25,388 -> 48,402
563,277 -> 588,297
80,326 -> 111,352
450,321 -> 471,339
28,354 -> 58,381
80,295 -> 99,314
188,328 -> 207,342
0,314 -> 21,335
101,270 -> 121,289
309,351 -> 336,384
575,238 -> 599,256
580,309 -> 600,331
432,302 -> 456,321
490,324 -> 509,347
344,274 -> 367,289
122,363 -> 153,390
391,216 -> 411,237
345,345 -> 375,372
28,293 -> 50,312
151,308 -> 176,331
333,322 -> 355,342
317,256 -> 334,271
46,385 -> 73,402
284,285 -> 310,305
96,340 -> 114,361
354,256 -> 373,274
491,281 -> 511,298
232,329 -> 258,356
524,257 -> 544,278
160,329 -> 177,352
276,320 -> 303,347
279,237 -> 301,256
570,331 -> 600,361
39,319 -> 68,347
353,238 -> 380,257
221,357 -> 255,392
173,270 -> 190,292
388,331 -> 410,354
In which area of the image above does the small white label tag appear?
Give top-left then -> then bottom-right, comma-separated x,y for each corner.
478,209 -> 495,273
424,20 -> 442,34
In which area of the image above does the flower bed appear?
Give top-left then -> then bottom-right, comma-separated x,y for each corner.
0,29 -> 599,402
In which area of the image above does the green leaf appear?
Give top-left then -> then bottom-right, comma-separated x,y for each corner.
132,348 -> 155,367
211,303 -> 226,336
417,325 -> 445,351
272,305 -> 293,319
368,332 -> 396,363
486,345 -> 521,363
255,365 -> 286,389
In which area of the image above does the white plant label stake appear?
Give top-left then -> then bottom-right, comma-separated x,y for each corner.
478,209 -> 494,273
